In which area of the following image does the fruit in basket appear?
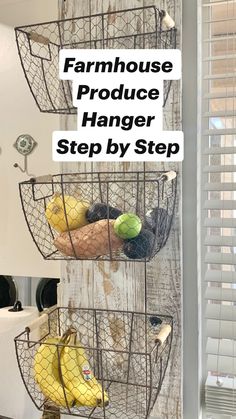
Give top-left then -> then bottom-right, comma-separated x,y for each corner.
114,213 -> 142,239
45,193 -> 89,233
86,203 -> 122,223
61,332 -> 109,407
144,207 -> 170,236
54,219 -> 123,258
34,337 -> 75,408
73,336 -> 108,402
123,228 -> 155,259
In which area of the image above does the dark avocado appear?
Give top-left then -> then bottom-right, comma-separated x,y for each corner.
123,228 -> 155,259
87,203 -> 122,223
144,207 -> 170,236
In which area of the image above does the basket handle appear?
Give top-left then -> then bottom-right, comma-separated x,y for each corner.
154,324 -> 172,345
162,171 -> 177,182
30,174 -> 53,183
25,313 -> 48,333
29,32 -> 50,45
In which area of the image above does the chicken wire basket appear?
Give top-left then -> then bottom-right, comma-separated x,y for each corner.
15,6 -> 177,113
19,170 -> 177,262
15,307 -> 173,419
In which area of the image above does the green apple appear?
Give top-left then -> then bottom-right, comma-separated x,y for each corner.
114,213 -> 142,239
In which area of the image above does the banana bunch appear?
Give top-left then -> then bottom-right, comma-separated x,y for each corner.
34,336 -> 75,408
61,331 -> 109,408
34,330 -> 109,409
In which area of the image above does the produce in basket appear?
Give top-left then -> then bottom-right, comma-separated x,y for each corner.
144,207 -> 170,236
86,202 -> 122,223
61,331 -> 109,407
54,219 -> 123,258
45,193 -> 89,233
34,337 -> 75,408
114,213 -> 142,239
123,228 -> 155,259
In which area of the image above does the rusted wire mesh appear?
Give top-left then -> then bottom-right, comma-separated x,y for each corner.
15,6 -> 176,113
15,307 -> 173,419
19,171 -> 177,261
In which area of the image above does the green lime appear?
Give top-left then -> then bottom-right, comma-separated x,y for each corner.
114,213 -> 142,239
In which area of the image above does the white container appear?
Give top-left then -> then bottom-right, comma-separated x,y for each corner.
0,305 -> 41,419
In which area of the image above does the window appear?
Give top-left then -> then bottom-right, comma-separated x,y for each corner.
200,0 -> 236,416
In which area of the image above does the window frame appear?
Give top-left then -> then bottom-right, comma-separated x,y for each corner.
182,0 -> 202,418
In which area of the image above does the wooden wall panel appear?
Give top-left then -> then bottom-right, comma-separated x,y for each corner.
58,1 -> 182,417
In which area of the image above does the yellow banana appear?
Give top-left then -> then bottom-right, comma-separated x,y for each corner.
75,337 -> 109,406
60,333 -> 108,407
34,337 -> 75,408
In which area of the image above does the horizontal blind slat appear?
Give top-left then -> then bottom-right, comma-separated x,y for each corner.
205,236 -> 236,246
204,200 -> 236,209
207,354 -> 236,375
206,303 -> 236,321
205,183 -> 236,191
204,147 -> 236,155
204,110 -> 236,117
207,338 -> 236,357
205,287 -> 236,302
203,0 -> 236,6
205,405 -> 236,416
204,34 -> 236,42
204,218 -> 236,228
204,17 -> 236,23
204,165 -> 236,173
207,319 -> 236,339
204,73 -> 236,80
205,271 -> 236,283
203,129 -> 236,136
204,55 -> 236,62
205,252 -> 236,265
204,90 -> 236,99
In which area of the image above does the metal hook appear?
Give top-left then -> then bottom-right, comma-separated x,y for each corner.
13,155 -> 36,178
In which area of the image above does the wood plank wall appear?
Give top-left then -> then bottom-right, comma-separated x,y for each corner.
58,0 -> 182,417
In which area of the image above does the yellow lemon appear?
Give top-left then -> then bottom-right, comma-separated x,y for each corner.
45,193 -> 89,233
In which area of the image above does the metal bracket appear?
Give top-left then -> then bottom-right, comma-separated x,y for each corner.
13,134 -> 37,177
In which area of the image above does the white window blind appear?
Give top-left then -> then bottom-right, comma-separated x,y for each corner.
200,0 -> 236,416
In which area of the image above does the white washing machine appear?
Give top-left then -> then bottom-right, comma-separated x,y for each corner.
0,276 -> 40,419
13,276 -> 59,311
0,276 -> 59,419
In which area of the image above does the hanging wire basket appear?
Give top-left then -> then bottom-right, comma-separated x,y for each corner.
14,6 -> 177,113
15,307 -> 173,419
19,170 -> 177,262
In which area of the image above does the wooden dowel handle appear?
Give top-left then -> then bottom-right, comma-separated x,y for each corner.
25,313 -> 48,333
163,171 -> 177,182
30,174 -> 53,183
29,32 -> 50,45
154,324 -> 172,345
162,12 -> 175,29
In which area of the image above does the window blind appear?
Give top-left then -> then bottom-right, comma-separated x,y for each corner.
201,0 -> 236,416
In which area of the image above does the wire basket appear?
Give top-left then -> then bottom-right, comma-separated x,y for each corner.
15,6 -> 177,113
15,307 -> 173,419
19,170 -> 177,262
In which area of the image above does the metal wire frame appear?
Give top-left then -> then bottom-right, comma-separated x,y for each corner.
19,171 -> 178,262
14,5 -> 177,113
15,307 -> 173,419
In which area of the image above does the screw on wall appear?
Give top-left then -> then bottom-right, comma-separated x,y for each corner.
13,134 -> 37,177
